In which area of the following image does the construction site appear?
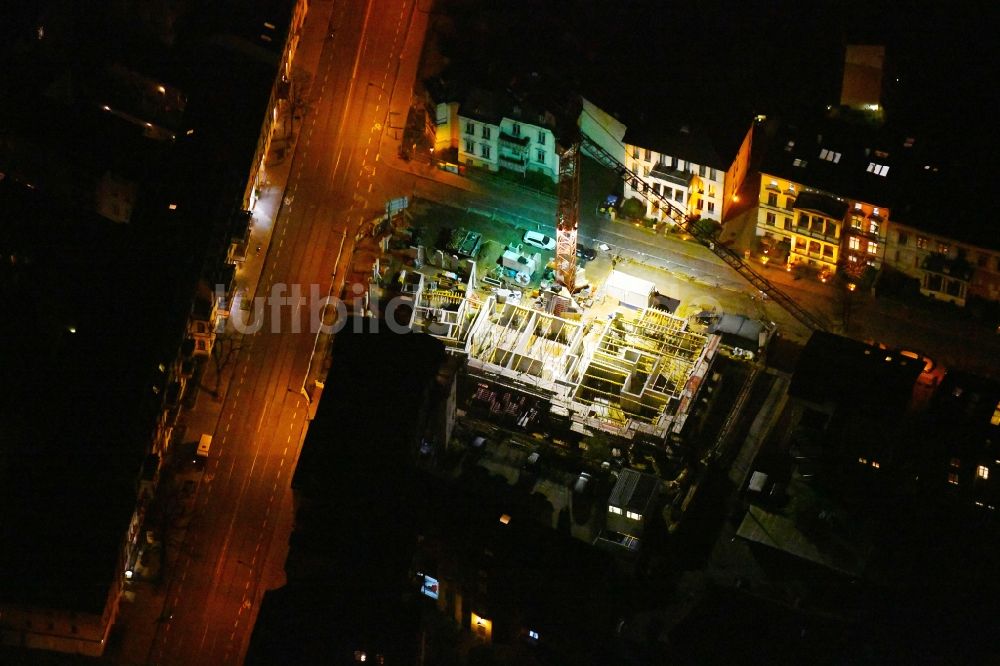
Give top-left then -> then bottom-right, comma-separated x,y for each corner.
406,264 -> 720,446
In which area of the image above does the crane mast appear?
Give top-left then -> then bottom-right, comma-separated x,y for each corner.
554,142 -> 581,293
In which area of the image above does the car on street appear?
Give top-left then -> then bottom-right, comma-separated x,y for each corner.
576,245 -> 597,261
523,230 -> 556,251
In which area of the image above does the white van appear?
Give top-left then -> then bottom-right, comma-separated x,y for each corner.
196,434 -> 213,459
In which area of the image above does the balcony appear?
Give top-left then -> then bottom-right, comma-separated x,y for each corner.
499,153 -> 527,172
793,224 -> 838,243
499,131 -> 530,149
792,247 -> 836,266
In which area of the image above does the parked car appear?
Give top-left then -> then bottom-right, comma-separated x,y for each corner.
573,471 -> 593,494
576,245 -> 597,261
523,230 -> 556,251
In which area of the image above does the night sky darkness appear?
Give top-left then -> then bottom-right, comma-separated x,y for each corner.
437,0 -> 995,168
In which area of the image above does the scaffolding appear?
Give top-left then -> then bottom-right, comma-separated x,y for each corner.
463,297 -> 715,441
572,308 -> 707,436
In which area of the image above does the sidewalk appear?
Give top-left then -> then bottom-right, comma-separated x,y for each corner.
110,2 -> 335,663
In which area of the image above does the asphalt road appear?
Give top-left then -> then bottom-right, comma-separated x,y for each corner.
146,0 -> 417,663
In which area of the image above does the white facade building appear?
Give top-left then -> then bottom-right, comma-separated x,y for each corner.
434,88 -> 560,183
623,125 -> 727,224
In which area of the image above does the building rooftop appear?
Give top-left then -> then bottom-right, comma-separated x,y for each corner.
760,112 -> 908,207
608,468 -> 659,515
790,331 -> 922,417
624,122 -> 728,170
792,190 -> 849,220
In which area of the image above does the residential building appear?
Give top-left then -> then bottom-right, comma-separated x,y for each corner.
598,469 -> 660,553
434,87 -> 559,182
882,162 -> 999,307
754,114 -> 899,278
840,45 -> 886,114
931,372 -> 1000,511
0,0 -> 306,658
788,331 -> 923,471
623,123 -> 728,224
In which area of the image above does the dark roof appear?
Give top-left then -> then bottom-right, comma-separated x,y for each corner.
457,86 -> 560,132
710,314 -> 764,349
792,191 -> 849,220
760,112 -> 903,206
761,111 -> 996,250
457,87 -> 504,125
790,331 -> 922,415
624,122 -> 727,169
891,163 -> 997,250
293,320 -> 446,498
608,468 -> 658,513
931,371 -> 1000,446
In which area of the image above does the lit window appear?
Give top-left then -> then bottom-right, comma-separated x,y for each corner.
872,461 -> 880,469
855,202 -> 863,210
858,457 -> 868,465
769,179 -> 778,188
529,630 -> 539,640
991,401 -> 1000,426
793,158 -> 806,167
499,513 -> 511,525
820,149 -> 842,163
868,242 -> 878,255
948,472 -> 959,485
626,511 -> 641,520
609,506 -> 622,515
977,465 -> 989,480
849,237 -> 861,251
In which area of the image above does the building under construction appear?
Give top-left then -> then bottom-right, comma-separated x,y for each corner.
453,296 -> 718,443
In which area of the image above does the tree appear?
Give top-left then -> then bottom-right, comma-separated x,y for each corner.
619,196 -> 646,221
691,217 -> 721,239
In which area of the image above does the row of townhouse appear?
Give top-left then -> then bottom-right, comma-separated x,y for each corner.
430,80 -> 997,308
750,113 -> 1000,306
